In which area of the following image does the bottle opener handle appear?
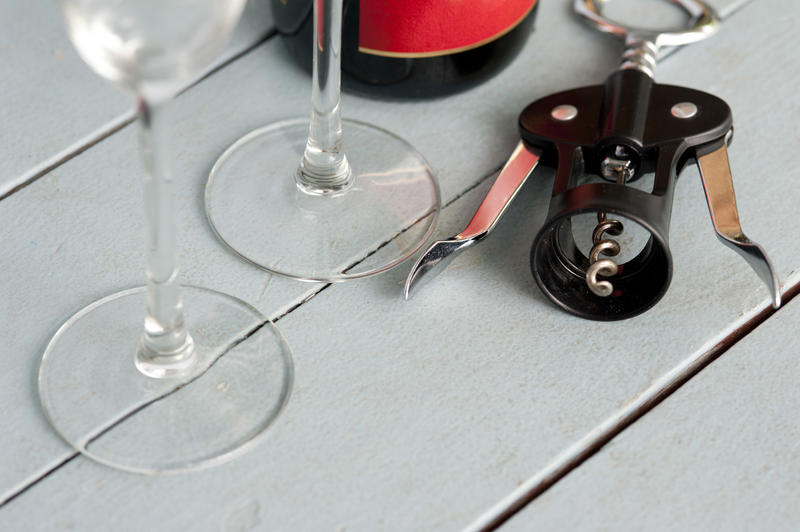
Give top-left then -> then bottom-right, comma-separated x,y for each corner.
697,142 -> 781,307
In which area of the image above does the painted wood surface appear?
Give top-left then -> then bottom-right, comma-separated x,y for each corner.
2,0 -> 794,530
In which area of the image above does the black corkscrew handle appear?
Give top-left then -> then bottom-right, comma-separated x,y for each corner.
523,69 -> 736,320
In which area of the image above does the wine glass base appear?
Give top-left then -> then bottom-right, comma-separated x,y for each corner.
38,286 -> 293,474
205,118 -> 441,282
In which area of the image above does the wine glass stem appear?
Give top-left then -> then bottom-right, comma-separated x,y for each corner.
135,97 -> 195,377
297,0 -> 353,194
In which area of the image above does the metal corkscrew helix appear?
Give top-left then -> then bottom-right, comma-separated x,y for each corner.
585,146 -> 631,296
405,0 -> 781,321
587,211 -> 624,297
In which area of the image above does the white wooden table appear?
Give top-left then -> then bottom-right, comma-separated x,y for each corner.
2,0 -> 798,530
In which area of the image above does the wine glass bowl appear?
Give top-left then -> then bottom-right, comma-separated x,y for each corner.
60,0 -> 245,100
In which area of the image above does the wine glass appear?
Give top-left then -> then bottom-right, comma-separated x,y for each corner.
204,0 -> 441,282
39,0 -> 294,473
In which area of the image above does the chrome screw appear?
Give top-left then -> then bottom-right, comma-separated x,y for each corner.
671,102 -> 698,119
551,104 -> 578,121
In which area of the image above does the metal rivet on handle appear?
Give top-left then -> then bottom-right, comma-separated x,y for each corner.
551,104 -> 578,121
671,102 -> 698,119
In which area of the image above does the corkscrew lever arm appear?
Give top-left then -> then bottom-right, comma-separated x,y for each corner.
403,141 -> 542,299
697,142 -> 781,308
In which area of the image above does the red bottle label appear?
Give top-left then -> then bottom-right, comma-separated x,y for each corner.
358,0 -> 537,57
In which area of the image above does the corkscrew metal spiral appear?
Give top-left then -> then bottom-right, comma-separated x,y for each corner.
584,147 -> 632,297
586,213 -> 624,296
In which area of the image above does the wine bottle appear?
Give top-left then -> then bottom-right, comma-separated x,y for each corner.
272,0 -> 539,99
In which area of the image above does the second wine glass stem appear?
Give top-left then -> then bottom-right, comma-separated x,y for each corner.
135,97 -> 195,378
297,0 -> 353,194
